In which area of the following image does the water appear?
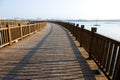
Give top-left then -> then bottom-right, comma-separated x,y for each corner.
69,21 -> 120,42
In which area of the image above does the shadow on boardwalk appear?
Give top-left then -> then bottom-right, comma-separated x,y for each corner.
2,24 -> 99,80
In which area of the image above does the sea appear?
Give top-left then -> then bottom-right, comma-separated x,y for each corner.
68,21 -> 120,42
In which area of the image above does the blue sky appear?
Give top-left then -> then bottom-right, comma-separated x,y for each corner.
0,0 -> 120,19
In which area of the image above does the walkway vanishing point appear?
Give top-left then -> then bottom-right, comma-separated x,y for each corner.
0,23 -> 107,80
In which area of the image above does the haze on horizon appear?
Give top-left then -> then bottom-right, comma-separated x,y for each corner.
0,0 -> 120,20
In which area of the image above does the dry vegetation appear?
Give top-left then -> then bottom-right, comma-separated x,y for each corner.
0,20 -> 29,28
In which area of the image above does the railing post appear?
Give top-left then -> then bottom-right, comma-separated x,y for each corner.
28,23 -> 31,35
34,23 -> 37,33
18,23 -> 23,40
80,25 -> 84,47
89,27 -> 97,59
39,23 -> 41,31
76,24 -> 79,40
7,24 -> 12,45
73,23 -> 76,37
36,23 -> 38,32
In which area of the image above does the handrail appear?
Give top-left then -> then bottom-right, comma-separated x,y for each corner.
0,22 -> 46,47
53,21 -> 120,80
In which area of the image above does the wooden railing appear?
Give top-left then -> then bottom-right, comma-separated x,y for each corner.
53,21 -> 120,80
0,22 -> 46,47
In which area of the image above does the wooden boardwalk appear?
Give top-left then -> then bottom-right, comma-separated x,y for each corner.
0,23 -> 107,80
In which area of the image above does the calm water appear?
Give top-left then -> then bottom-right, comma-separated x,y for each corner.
69,21 -> 120,42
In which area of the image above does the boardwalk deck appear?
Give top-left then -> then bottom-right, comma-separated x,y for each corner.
0,23 -> 107,80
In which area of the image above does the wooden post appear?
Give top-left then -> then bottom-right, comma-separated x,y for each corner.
27,23 -> 31,35
89,27 -> 97,59
36,23 -> 38,31
18,23 -> 23,40
34,23 -> 36,33
38,23 -> 40,31
33,23 -> 35,33
7,24 -> 12,45
80,25 -> 84,47
73,23 -> 76,37
76,24 -> 79,40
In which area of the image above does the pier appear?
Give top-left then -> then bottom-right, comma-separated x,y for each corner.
0,21 -> 119,80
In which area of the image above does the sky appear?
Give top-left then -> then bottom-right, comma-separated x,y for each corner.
0,0 -> 120,20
